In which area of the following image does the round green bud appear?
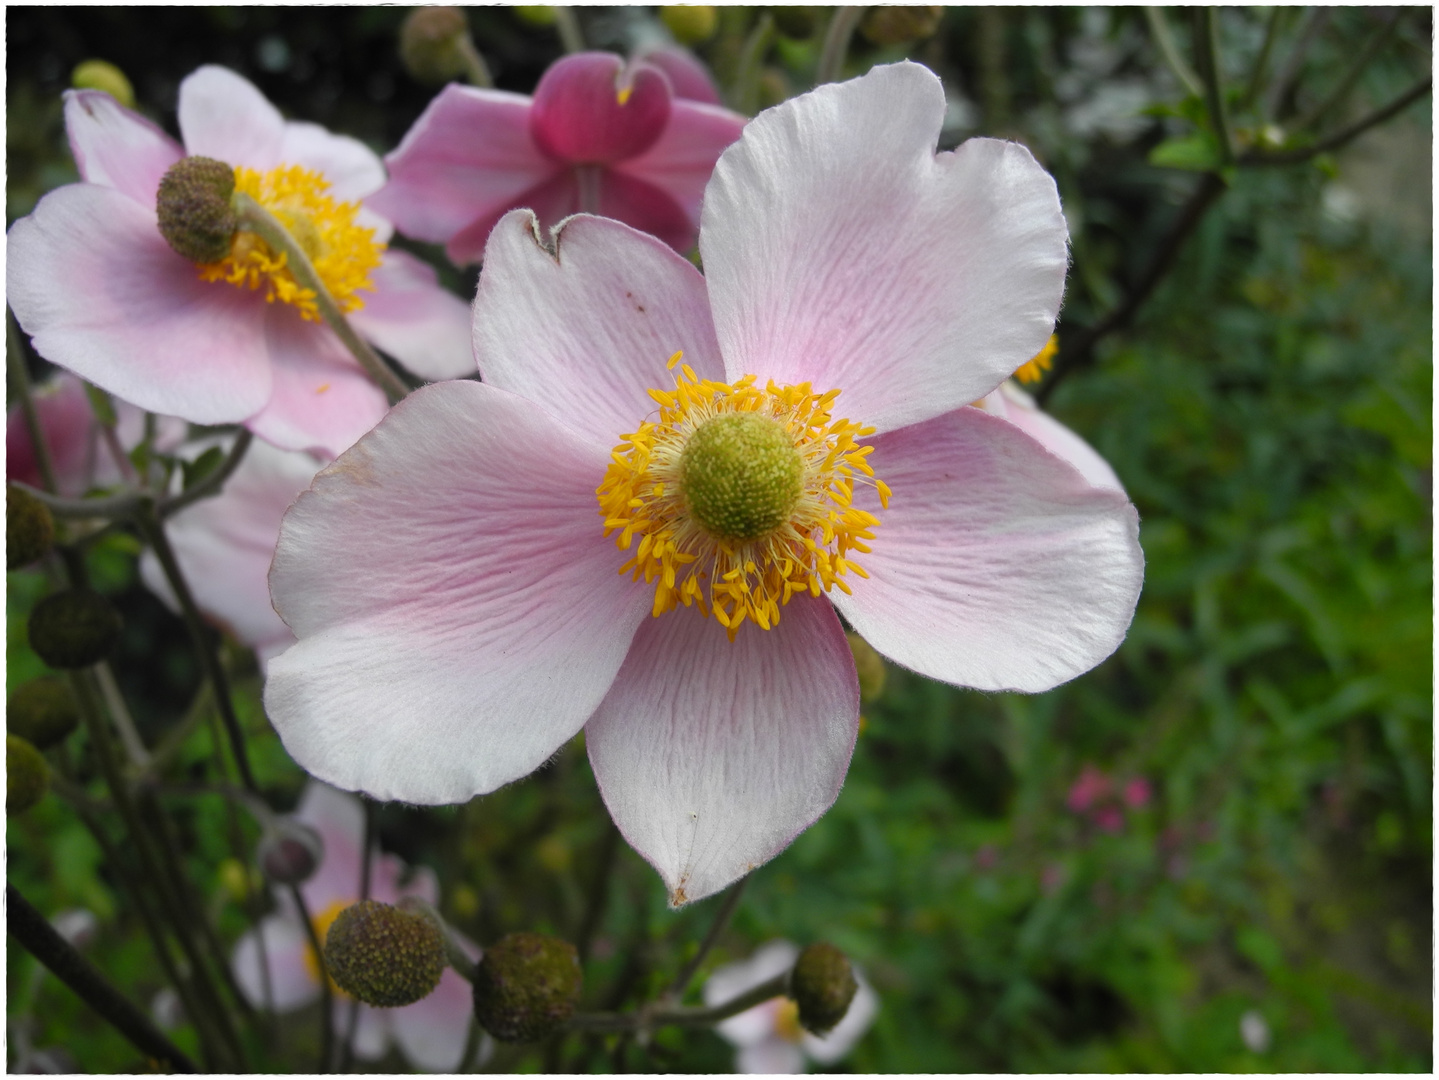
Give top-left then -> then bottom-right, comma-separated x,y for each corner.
71,59 -> 135,108
513,6 -> 558,27
28,588 -> 123,670
156,156 -> 238,265
323,900 -> 447,1008
399,6 -> 472,84
680,413 -> 804,542
660,6 -> 718,45
8,485 -> 55,571
860,6 -> 945,46
472,932 -> 581,1042
8,734 -> 50,813
7,677 -> 80,750
846,633 -> 887,703
790,942 -> 858,1035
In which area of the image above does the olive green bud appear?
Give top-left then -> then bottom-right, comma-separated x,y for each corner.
400,6 -> 472,84
324,900 -> 447,1007
8,485 -> 55,571
71,59 -> 135,108
660,6 -> 718,45
472,932 -> 581,1042
7,677 -> 80,750
846,633 -> 887,703
860,6 -> 945,47
155,156 -> 237,265
28,588 -> 123,669
8,734 -> 50,813
257,820 -> 324,885
790,942 -> 857,1035
513,6 -> 558,27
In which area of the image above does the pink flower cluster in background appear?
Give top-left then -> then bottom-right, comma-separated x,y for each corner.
1066,763 -> 1152,833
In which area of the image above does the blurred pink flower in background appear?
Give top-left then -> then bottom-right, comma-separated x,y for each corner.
231,781 -> 482,1071
1066,764 -> 1112,813
703,941 -> 878,1074
372,50 -> 746,262
1066,764 -> 1152,833
1123,776 -> 1152,809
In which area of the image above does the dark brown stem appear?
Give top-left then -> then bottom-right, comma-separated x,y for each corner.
1241,77 -> 1433,166
667,873 -> 750,1000
569,970 -> 788,1034
290,884 -> 334,1073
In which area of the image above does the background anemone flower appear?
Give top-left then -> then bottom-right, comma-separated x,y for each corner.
704,940 -> 879,1074
264,62 -> 1144,907
7,66 -> 473,459
370,50 -> 746,264
231,781 -> 482,1072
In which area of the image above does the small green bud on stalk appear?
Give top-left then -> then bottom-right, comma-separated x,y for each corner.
790,942 -> 858,1035
8,485 -> 55,570
72,59 -> 135,108
8,734 -> 50,813
8,677 -> 81,749
155,156 -> 237,265
400,6 -> 472,84
324,900 -> 447,1007
472,932 -> 582,1042
861,6 -> 945,47
28,589 -> 123,669
257,820 -> 324,885
846,633 -> 887,703
660,6 -> 718,45
513,6 -> 558,27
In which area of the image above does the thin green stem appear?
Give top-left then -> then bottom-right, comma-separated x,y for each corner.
553,6 -> 585,54
1265,7 -> 1329,121
7,314 -> 60,494
399,898 -> 478,981
569,970 -> 789,1034
667,874 -> 750,1001
732,12 -> 776,116
1240,76 -> 1432,166
290,884 -> 335,1073
456,34 -> 494,88
1241,6 -> 1286,110
162,428 -> 253,518
575,821 -> 621,965
1290,12 -> 1400,134
1145,7 -> 1202,98
815,6 -> 863,87
1192,8 -> 1234,166
94,662 -> 150,769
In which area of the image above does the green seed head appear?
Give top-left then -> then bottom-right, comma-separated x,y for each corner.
399,6 -> 471,84
660,5 -> 718,44
28,589 -> 123,670
472,931 -> 582,1042
8,485 -> 55,570
7,677 -> 80,750
680,412 -> 804,542
156,156 -> 238,264
8,734 -> 50,813
790,942 -> 858,1035
323,900 -> 447,1008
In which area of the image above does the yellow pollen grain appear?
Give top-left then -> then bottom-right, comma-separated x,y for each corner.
596,361 -> 887,640
199,164 -> 383,322
1014,334 -> 1058,384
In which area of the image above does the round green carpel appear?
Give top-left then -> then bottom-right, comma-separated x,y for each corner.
8,677 -> 80,750
472,932 -> 582,1042
679,412 -> 805,543
8,734 -> 50,813
28,588 -> 123,670
8,484 -> 55,571
156,156 -> 238,265
323,899 -> 447,1008
790,941 -> 858,1035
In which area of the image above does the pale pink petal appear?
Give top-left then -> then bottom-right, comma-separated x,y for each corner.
801,970 -> 878,1063
7,184 -> 271,425
63,90 -> 182,208
264,381 -> 652,804
342,1001 -> 392,1061
977,382 -> 1124,492
530,53 -> 671,164
370,84 -> 551,246
620,99 -> 746,228
392,966 -> 477,1072
244,307 -> 388,458
347,250 -> 475,381
707,941 -> 798,1047
397,862 -> 441,907
738,1039 -> 806,1074
442,168 -> 578,266
7,374 -> 107,497
364,852 -> 412,906
701,62 -> 1067,432
473,210 -> 723,448
830,406 -> 1143,693
295,780 -> 367,911
587,597 -> 859,907
638,46 -> 724,105
177,65 -> 284,169
232,915 -> 318,1011
279,120 -> 386,203
592,168 -> 694,253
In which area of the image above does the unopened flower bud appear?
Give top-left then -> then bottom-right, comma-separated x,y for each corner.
790,942 -> 857,1035
660,6 -> 718,45
257,819 -> 324,885
472,931 -> 581,1042
846,633 -> 887,703
71,59 -> 135,108
8,677 -> 80,750
400,6 -> 472,84
8,734 -> 50,813
8,485 -> 55,570
156,156 -> 238,265
324,900 -> 447,1007
513,6 -> 558,27
28,589 -> 122,669
861,6 -> 945,46
219,857 -> 262,903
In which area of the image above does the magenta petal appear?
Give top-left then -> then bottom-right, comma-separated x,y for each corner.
619,99 -> 746,234
264,381 -> 651,804
347,250 -> 475,381
7,184 -> 271,424
831,407 -> 1144,693
177,65 -> 285,169
64,90 -> 182,209
594,168 -> 695,253
474,210 -> 723,449
587,596 -> 860,907
530,53 -> 672,164
637,46 -> 724,105
443,169 -> 578,266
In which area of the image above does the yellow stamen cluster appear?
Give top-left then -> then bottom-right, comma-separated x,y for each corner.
200,165 -> 382,321
1014,334 -> 1058,384
303,898 -> 352,996
597,355 -> 889,639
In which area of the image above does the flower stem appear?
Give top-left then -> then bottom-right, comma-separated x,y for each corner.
1191,8 -> 1234,166
815,7 -> 862,87
1144,6 -> 1203,98
162,428 -> 253,518
456,33 -> 494,88
7,313 -> 60,494
732,12 -> 775,115
553,6 -> 585,53
289,883 -> 335,1073
1289,12 -> 1401,134
575,820 -> 621,965
231,193 -> 410,403
1241,76 -> 1433,166
1241,6 -> 1286,110
667,873 -> 749,1001
567,970 -> 789,1033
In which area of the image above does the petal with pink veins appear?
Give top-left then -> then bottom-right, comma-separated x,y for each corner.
618,99 -> 747,229
7,184 -> 271,425
177,65 -> 285,169
530,53 -> 671,165
279,120 -> 387,203
587,596 -> 859,907
264,381 -> 652,803
348,250 -> 475,381
232,915 -> 318,1011
831,406 -> 1143,693
978,382 -> 1124,492
701,62 -> 1067,433
442,168 -> 579,266
474,211 -> 723,449
64,90 -> 182,208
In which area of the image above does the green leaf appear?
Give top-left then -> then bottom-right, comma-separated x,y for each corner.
181,445 -> 225,491
1149,133 -> 1222,172
82,382 -> 116,426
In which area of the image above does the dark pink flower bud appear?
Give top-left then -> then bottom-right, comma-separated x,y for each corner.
530,52 -> 671,165
1122,776 -> 1151,809
257,819 -> 324,885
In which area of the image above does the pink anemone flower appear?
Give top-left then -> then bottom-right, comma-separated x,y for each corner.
369,50 -> 746,263
231,781 -> 482,1071
7,66 -> 473,459
264,62 -> 1144,906
704,941 -> 879,1074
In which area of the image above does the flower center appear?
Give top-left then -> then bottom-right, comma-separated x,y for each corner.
773,997 -> 805,1043
198,165 -> 383,322
597,355 -> 888,638
302,897 -> 353,996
